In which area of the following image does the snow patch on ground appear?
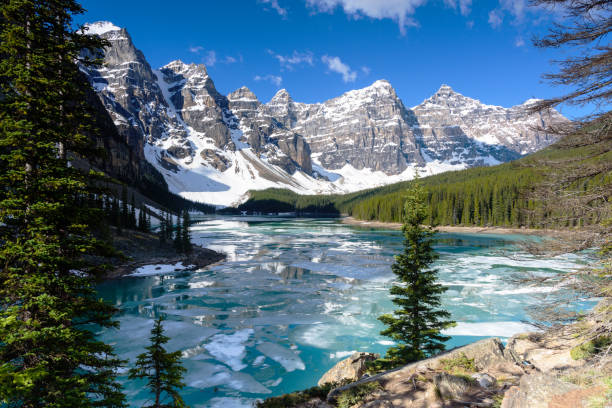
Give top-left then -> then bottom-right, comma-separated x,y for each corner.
129,262 -> 193,277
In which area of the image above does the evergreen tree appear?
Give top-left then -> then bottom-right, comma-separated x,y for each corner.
128,317 -> 188,408
165,212 -> 173,242
0,1 -> 126,406
373,176 -> 455,370
138,205 -> 147,232
181,210 -> 192,254
130,193 -> 137,228
159,210 -> 167,245
121,185 -> 129,228
173,215 -> 182,252
146,211 -> 151,233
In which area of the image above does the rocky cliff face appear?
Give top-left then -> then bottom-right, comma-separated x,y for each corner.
83,21 -> 569,206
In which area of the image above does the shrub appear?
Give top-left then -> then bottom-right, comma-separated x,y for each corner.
570,336 -> 612,360
336,381 -> 382,408
440,353 -> 477,374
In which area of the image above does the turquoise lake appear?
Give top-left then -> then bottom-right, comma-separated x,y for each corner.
96,216 -> 593,407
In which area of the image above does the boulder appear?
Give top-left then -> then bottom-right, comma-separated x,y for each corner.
507,333 -> 584,372
318,352 -> 379,386
500,372 -> 579,408
433,373 -> 472,400
472,373 -> 496,388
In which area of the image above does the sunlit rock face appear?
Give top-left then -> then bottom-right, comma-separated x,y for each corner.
83,21 -> 568,206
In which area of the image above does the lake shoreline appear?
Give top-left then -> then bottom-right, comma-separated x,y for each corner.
341,216 -> 566,237
103,227 -> 226,279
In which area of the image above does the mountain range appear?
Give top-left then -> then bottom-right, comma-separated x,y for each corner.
83,21 -> 568,207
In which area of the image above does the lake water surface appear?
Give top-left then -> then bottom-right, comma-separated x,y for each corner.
97,216 -> 592,407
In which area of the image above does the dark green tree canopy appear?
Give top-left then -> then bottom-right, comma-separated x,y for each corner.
373,176 -> 455,369
0,1 -> 126,406
129,317 -> 188,408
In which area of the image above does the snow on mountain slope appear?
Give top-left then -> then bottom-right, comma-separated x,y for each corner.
83,22 -> 569,207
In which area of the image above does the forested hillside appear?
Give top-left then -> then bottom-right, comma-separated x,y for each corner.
237,129 -> 612,229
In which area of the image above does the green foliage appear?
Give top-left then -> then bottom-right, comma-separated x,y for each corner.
255,382 -> 339,408
374,176 -> 455,370
0,0 -> 126,406
336,381 -> 382,408
236,134 -> 612,230
128,317 -> 188,408
570,336 -> 612,360
181,210 -> 192,254
439,353 -> 476,375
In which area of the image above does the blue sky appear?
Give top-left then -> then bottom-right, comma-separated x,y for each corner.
77,0 -> 590,118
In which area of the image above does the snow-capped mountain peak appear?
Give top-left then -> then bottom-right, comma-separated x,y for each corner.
83,24 -> 569,206
84,21 -> 121,35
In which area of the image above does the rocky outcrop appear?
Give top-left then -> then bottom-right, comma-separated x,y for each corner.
261,332 -> 610,408
501,373 -> 580,408
318,352 -> 379,386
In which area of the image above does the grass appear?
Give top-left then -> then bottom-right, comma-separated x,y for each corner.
570,336 -> 612,360
492,394 -> 505,408
440,353 -> 477,375
587,377 -> 612,408
255,382 -> 339,408
336,381 -> 382,408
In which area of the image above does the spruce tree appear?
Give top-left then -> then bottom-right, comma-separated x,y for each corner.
373,176 -> 455,370
159,210 -> 167,245
130,193 -> 137,228
166,212 -> 173,242
0,0 -> 126,406
129,317 -> 188,408
138,205 -> 147,231
121,185 -> 129,228
181,210 -> 192,254
173,214 -> 182,252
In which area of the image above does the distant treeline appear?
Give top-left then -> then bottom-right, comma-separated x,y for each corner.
234,133 -> 612,229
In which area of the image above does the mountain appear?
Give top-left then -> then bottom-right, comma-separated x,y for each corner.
82,21 -> 568,207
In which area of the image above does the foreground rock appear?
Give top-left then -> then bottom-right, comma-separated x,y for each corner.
318,352 -> 379,387
258,334 -> 611,408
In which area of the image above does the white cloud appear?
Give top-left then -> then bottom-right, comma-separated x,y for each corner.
499,0 -> 528,21
321,55 -> 357,83
443,0 -> 472,16
488,9 -> 503,28
306,0 -> 427,35
515,36 -> 525,47
267,50 -> 314,70
224,56 -> 238,64
254,74 -> 283,87
260,0 -> 288,17
466,20 -> 474,29
361,66 -> 371,75
189,45 -> 204,54
204,50 -> 216,67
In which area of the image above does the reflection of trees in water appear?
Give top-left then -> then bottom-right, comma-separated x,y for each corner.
281,266 -> 308,280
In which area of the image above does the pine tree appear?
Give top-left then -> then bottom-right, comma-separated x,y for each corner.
0,1 -> 126,406
129,317 -> 188,408
146,211 -> 151,233
173,214 -> 182,252
121,185 -> 129,228
159,211 -> 167,245
138,205 -> 147,232
373,176 -> 455,370
181,210 -> 192,254
130,194 -> 137,228
165,212 -> 173,242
